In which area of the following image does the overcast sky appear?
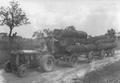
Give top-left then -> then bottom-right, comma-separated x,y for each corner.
0,0 -> 120,38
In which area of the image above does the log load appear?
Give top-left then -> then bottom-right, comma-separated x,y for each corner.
63,37 -> 116,53
54,29 -> 117,58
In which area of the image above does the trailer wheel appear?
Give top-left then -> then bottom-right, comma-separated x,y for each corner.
70,56 -> 78,67
100,50 -> 107,59
40,54 -> 55,72
17,64 -> 27,77
108,49 -> 115,57
67,53 -> 79,67
88,51 -> 94,62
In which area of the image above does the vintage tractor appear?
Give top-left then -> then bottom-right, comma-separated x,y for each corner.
4,50 -> 55,77
4,28 -> 117,77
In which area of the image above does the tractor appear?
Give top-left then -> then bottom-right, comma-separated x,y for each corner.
4,50 -> 55,77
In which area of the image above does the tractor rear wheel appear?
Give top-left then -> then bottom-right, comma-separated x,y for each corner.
40,54 -> 55,72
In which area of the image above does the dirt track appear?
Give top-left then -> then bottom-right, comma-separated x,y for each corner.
0,50 -> 120,83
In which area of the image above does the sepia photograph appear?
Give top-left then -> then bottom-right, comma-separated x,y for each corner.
0,0 -> 120,83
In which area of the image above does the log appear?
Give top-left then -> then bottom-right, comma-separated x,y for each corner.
85,35 -> 108,44
97,42 -> 117,50
59,38 -> 87,46
65,44 -> 86,53
95,38 -> 115,44
85,44 -> 96,51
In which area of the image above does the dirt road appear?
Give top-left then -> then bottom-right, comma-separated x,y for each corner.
0,50 -> 120,83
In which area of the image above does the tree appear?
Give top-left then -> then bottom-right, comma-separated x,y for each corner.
33,28 -> 57,53
107,28 -> 116,37
33,28 -> 53,39
65,26 -> 76,31
0,1 -> 30,37
43,28 -> 53,37
32,30 -> 44,39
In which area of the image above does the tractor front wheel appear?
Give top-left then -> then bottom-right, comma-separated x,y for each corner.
4,62 -> 12,73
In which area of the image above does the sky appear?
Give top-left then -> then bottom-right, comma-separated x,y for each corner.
0,0 -> 120,38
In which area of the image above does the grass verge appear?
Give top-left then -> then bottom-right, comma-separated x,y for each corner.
74,60 -> 120,83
